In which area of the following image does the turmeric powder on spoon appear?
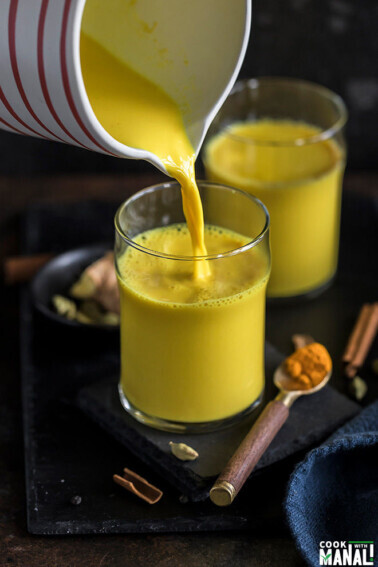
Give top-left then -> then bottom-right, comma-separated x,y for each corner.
284,343 -> 332,390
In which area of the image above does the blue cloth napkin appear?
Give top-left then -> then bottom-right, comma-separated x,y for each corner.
285,401 -> 378,566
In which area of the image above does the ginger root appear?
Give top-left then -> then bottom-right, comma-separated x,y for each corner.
70,251 -> 120,314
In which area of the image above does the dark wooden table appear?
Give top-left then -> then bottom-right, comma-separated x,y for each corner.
0,171 -> 376,567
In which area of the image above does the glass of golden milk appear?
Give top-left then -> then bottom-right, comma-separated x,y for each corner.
115,182 -> 270,432
203,78 -> 347,300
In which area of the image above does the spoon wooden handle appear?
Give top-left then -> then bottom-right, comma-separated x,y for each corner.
210,400 -> 289,506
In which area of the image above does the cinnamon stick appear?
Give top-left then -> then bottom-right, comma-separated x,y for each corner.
344,303 -> 378,378
3,253 -> 53,285
342,304 -> 373,363
113,468 -> 163,505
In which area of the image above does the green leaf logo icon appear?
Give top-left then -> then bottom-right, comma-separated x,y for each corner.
321,553 -> 331,563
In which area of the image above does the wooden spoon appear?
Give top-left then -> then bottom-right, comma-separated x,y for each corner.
210,359 -> 331,506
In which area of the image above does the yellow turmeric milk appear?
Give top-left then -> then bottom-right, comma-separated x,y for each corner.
118,225 -> 269,422
80,33 -> 209,279
80,35 -> 270,422
205,120 -> 345,297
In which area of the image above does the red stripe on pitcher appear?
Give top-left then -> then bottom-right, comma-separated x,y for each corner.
0,115 -> 27,136
60,0 -> 114,155
37,0 -> 89,149
8,0 -> 65,142
0,85 -> 45,138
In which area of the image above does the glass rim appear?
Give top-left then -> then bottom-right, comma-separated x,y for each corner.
217,77 -> 348,147
114,180 -> 270,261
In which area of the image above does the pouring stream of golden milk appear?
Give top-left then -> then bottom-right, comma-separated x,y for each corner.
80,33 -> 210,278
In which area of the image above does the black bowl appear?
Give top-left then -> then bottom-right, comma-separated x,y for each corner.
31,244 -> 118,331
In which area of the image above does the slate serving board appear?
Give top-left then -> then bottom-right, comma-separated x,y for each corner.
21,201 -> 360,535
77,344 -> 359,502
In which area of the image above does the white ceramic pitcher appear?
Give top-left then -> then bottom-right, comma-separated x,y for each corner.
0,0 -> 251,174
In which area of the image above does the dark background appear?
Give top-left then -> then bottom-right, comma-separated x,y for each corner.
0,0 -> 377,176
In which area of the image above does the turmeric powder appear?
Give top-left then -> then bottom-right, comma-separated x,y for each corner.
284,342 -> 332,390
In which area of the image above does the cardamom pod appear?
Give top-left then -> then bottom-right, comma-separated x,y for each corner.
75,311 -> 93,325
52,294 -> 77,320
169,442 -> 198,462
348,375 -> 368,401
101,311 -> 120,326
70,272 -> 96,299
80,299 -> 105,323
76,300 -> 120,326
